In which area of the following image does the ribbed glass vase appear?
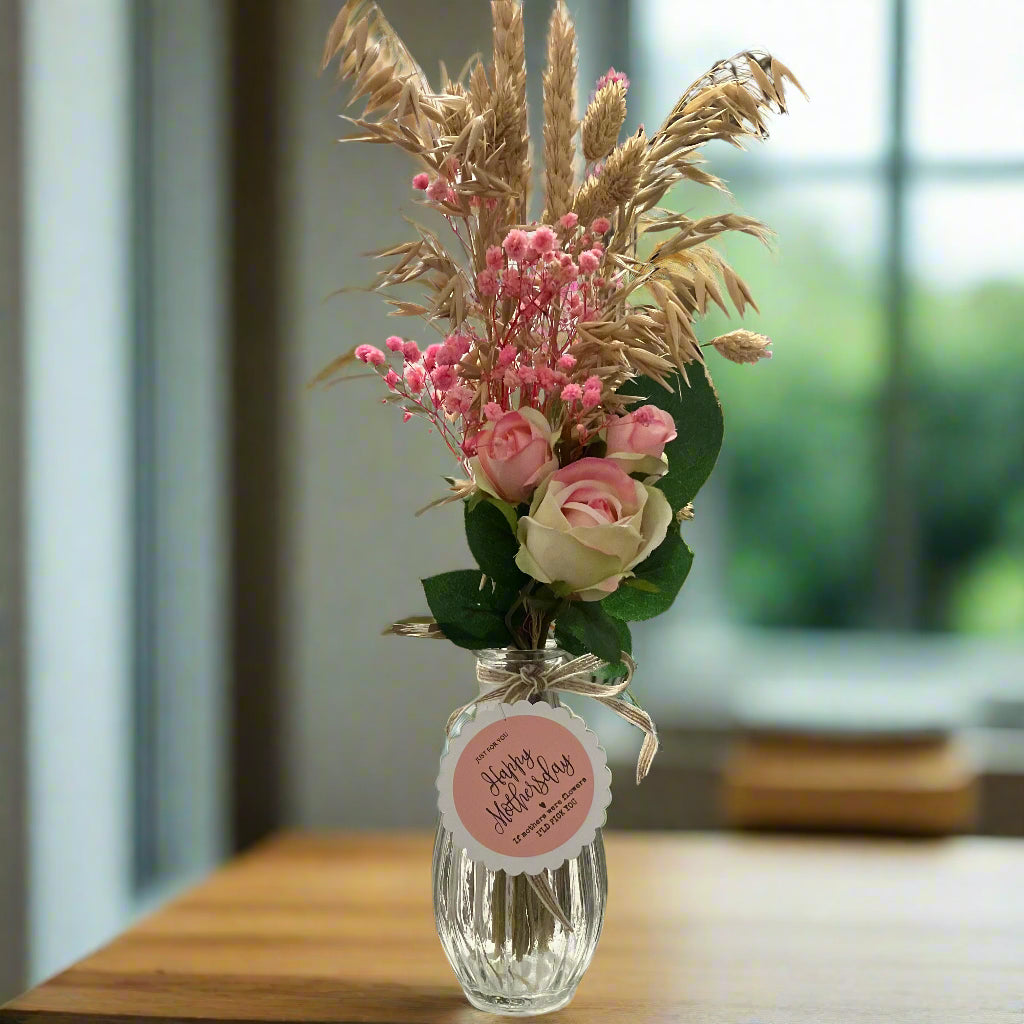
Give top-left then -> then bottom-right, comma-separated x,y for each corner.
432,646 -> 607,1016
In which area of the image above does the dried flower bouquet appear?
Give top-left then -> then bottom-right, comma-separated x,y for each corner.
317,0 -> 800,671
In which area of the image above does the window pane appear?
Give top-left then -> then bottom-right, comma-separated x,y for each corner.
909,0 -> 1024,159
908,183 -> 1024,633
663,183 -> 887,628
635,0 -> 889,161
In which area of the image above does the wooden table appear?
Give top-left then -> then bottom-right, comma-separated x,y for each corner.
4,831 -> 1023,1023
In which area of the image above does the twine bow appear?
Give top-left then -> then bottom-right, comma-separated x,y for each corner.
447,651 -> 659,785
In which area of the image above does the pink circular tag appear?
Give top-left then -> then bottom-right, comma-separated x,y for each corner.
437,702 -> 611,874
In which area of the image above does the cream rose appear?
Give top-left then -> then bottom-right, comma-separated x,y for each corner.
604,405 -> 677,478
515,457 -> 672,601
470,407 -> 558,505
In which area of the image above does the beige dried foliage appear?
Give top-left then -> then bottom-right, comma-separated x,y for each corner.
317,3 -> 802,391
581,81 -> 627,162
573,130 -> 647,227
542,2 -> 578,222
710,328 -> 773,364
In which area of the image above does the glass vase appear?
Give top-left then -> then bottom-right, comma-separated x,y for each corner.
432,646 -> 607,1016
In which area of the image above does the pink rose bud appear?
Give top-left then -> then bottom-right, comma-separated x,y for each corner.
604,405 -> 678,478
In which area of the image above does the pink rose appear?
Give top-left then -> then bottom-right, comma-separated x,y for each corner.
604,405 -> 677,478
515,458 -> 672,601
470,407 -> 558,505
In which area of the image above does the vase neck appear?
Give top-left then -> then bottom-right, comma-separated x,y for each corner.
473,646 -> 570,697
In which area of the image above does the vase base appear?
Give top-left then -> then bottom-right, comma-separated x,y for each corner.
462,985 -> 578,1016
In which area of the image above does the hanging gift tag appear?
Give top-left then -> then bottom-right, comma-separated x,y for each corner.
437,701 -> 612,875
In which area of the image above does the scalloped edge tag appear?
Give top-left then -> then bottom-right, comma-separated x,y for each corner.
436,701 -> 612,875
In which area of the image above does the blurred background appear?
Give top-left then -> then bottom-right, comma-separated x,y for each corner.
1,0 -> 1022,1002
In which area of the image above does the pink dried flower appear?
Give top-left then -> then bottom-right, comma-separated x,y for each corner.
385,335 -> 404,352
530,225 -> 556,255
412,173 -> 430,191
582,388 -> 602,410
560,261 -> 579,282
591,239 -> 605,253
435,343 -> 459,367
404,364 -> 426,392
476,268 -> 499,297
502,228 -> 531,261
430,364 -> 457,390
537,367 -> 557,390
596,67 -> 630,91
584,375 -> 602,392
355,344 -> 386,366
579,250 -> 600,275
452,333 -> 472,356
503,367 -> 521,390
503,266 -> 522,293
559,212 -> 579,230
557,353 -> 577,371
443,385 -> 474,415
425,177 -> 449,202
593,276 -> 606,289
384,369 -> 401,390
561,383 -> 583,403
485,245 -> 504,271
518,366 -> 538,386
591,216 -> 611,235
498,344 -> 518,368
483,402 -> 503,421
401,340 -> 420,362
423,344 -> 441,372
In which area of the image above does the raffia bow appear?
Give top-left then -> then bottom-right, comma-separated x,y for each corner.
447,651 -> 659,786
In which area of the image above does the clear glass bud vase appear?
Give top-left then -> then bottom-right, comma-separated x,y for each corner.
432,646 -> 607,1016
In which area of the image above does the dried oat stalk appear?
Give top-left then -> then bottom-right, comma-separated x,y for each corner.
317,1 -> 801,466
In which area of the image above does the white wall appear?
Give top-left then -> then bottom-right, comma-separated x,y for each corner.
22,0 -> 133,981
278,0 -> 494,827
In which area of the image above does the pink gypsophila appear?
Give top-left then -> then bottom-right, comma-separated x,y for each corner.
559,212 -> 579,230
423,344 -> 441,371
591,216 -> 611,235
561,383 -> 583,403
355,344 -> 386,366
582,388 -> 602,410
385,335 -> 403,352
579,250 -> 600,275
476,268 -> 499,297
425,177 -> 448,202
404,364 -> 426,392
530,225 -> 556,254
502,228 -> 530,261
483,402 -> 503,421
411,173 -> 429,190
596,67 -> 630,91
557,353 -> 577,371
485,245 -> 504,271
384,369 -> 401,390
401,340 -> 420,362
430,364 -> 457,390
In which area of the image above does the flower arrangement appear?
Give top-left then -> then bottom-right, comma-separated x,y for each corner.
317,0 -> 800,672
316,0 -> 801,1011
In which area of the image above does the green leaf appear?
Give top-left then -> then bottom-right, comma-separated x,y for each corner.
421,570 -> 513,650
624,578 -> 661,593
464,499 -> 527,586
603,528 -> 694,622
623,363 -> 724,514
554,602 -> 631,668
